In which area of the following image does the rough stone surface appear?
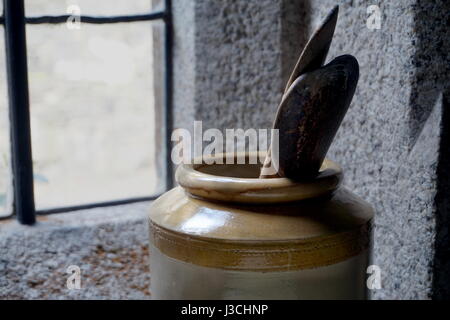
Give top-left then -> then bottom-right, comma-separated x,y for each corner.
306,0 -> 449,300
0,203 -> 151,299
173,0 -> 309,133
172,0 -> 449,299
172,0 -> 197,131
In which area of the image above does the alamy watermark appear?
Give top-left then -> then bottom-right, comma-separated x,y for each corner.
366,5 -> 381,30
171,121 -> 279,174
66,4 -> 81,30
367,265 -> 382,290
66,265 -> 81,290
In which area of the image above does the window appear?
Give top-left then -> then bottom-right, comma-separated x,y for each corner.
0,0 -> 173,224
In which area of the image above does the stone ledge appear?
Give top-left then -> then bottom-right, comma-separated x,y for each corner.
0,202 -> 151,299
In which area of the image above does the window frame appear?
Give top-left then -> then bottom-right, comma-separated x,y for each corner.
1,0 -> 173,225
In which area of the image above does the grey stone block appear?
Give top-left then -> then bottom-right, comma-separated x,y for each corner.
173,0 -> 309,133
307,0 -> 449,299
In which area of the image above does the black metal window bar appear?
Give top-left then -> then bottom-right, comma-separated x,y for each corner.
1,0 -> 173,225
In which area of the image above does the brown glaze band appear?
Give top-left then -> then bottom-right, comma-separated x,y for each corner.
149,220 -> 372,272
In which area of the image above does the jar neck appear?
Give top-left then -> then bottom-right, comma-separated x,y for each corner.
176,152 -> 343,205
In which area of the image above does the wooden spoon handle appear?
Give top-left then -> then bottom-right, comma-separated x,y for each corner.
284,5 -> 338,93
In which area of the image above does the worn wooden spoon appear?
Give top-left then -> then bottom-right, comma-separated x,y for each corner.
260,5 -> 340,179
260,55 -> 359,180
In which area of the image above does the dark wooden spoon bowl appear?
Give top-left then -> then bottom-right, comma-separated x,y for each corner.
260,55 -> 359,180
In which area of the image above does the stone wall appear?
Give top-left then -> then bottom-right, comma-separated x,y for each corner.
173,0 -> 311,132
304,0 -> 449,300
172,0 -> 449,299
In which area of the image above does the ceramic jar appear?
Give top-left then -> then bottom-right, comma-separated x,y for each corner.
148,152 -> 373,299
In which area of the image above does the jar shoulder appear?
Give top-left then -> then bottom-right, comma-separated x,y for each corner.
149,186 -> 373,241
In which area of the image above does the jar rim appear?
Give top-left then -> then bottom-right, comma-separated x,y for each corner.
175,151 -> 343,204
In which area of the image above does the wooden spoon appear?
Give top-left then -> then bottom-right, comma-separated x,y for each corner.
260,6 -> 339,178
260,55 -> 359,180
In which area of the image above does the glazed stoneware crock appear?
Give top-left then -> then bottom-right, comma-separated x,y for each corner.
148,152 -> 373,299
